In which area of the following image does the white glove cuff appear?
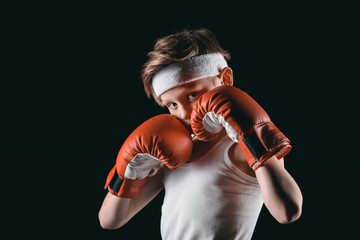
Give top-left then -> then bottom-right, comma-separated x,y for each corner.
124,153 -> 162,180
202,112 -> 239,142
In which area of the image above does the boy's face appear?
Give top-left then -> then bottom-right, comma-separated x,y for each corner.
159,76 -> 223,132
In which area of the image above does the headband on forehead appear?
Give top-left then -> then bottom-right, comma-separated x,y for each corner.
152,53 -> 228,97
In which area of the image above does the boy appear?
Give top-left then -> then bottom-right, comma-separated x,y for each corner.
99,28 -> 302,239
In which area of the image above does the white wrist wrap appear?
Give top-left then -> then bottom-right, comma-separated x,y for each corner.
152,53 -> 228,97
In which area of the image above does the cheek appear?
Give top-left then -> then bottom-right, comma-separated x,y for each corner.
167,108 -> 178,117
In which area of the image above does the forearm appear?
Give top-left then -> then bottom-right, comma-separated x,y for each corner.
98,193 -> 132,229
255,156 -> 303,224
99,167 -> 164,229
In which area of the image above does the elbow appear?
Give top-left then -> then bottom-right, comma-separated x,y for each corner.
99,223 -> 122,230
99,220 -> 120,230
98,211 -> 126,230
276,201 -> 303,224
98,212 -> 116,230
277,207 -> 302,224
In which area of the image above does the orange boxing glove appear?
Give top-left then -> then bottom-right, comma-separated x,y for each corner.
105,114 -> 193,198
191,86 -> 291,170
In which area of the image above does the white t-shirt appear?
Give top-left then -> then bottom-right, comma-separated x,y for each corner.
161,137 -> 263,240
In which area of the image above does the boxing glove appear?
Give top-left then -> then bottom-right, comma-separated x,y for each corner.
105,114 -> 193,198
190,85 -> 291,170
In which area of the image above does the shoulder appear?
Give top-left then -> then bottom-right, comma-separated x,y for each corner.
227,143 -> 256,178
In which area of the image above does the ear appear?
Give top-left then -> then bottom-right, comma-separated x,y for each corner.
218,67 -> 233,86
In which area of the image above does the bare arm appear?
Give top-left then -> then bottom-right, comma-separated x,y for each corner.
229,144 -> 302,224
255,156 -> 303,224
98,167 -> 164,229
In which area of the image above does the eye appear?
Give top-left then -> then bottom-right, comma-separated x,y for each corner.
188,92 -> 198,100
167,102 -> 178,109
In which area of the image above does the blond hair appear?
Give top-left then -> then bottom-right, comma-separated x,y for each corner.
142,28 -> 230,106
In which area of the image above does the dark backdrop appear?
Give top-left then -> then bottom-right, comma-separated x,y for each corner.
2,2 -> 356,239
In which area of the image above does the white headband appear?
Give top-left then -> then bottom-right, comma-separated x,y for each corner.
152,53 -> 228,97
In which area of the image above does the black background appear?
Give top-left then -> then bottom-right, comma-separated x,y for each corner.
1,2 -> 357,239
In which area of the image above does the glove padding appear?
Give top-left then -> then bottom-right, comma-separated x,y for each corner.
105,114 -> 193,198
190,85 -> 291,170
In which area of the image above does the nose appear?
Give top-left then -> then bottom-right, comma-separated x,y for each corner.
178,104 -> 192,120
